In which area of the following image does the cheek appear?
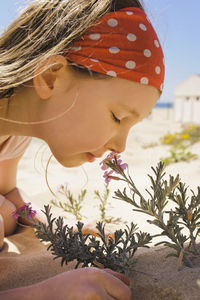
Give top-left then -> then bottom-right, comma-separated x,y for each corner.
73,116 -> 112,149
50,98 -> 114,153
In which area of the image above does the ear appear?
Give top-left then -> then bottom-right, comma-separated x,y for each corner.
33,55 -> 67,99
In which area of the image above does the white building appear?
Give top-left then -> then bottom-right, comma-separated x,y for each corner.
150,102 -> 173,121
174,74 -> 200,123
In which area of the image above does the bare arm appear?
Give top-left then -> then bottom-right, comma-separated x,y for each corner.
0,154 -> 46,225
0,283 -> 43,300
0,269 -> 131,300
0,155 -> 24,236
0,153 -> 30,207
0,154 -> 23,196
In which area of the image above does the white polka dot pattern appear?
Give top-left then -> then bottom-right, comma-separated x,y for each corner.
107,71 -> 117,77
109,47 -> 120,54
155,66 -> 161,74
144,49 -> 151,57
126,60 -> 136,69
71,45 -> 82,51
141,77 -> 149,85
126,11 -> 134,15
89,33 -> 101,40
154,40 -> 159,48
107,18 -> 118,27
67,7 -> 165,92
139,24 -> 147,31
90,58 -> 99,62
127,33 -> 137,42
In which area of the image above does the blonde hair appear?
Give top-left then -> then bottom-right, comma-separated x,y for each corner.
0,0 -> 144,99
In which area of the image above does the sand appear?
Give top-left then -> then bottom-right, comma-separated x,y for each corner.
2,118 -> 200,299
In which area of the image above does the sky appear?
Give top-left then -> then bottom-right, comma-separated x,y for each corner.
0,0 -> 200,103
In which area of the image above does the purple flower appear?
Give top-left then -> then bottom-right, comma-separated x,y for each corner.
57,182 -> 70,197
100,152 -> 117,170
100,152 -> 128,172
100,158 -> 109,170
27,206 -> 37,219
13,211 -> 20,220
116,160 -> 128,171
103,170 -> 114,184
107,152 -> 117,160
100,152 -> 128,184
57,184 -> 67,194
56,184 -> 63,193
12,202 -> 37,220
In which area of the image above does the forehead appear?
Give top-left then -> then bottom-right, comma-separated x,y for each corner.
109,77 -> 160,115
75,75 -> 160,119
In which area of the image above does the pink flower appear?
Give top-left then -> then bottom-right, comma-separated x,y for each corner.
27,207 -> 37,220
107,152 -> 117,160
100,152 -> 128,184
57,183 -> 70,197
116,160 -> 128,171
56,184 -> 63,193
12,202 -> 37,220
103,170 -> 114,184
100,152 -> 128,172
100,158 -> 110,170
13,211 -> 20,220
100,152 -> 117,170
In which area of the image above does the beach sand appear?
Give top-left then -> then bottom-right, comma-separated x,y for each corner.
12,119 -> 200,299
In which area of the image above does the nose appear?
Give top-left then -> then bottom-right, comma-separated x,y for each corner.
105,130 -> 128,154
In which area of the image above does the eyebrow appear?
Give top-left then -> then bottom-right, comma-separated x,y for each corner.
129,109 -> 140,118
120,104 -> 140,118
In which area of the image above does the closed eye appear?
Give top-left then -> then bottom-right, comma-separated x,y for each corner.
112,112 -> 121,124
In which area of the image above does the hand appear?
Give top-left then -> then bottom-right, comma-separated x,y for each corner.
0,195 -> 17,236
4,187 -> 47,226
0,214 -> 4,249
60,216 -> 114,238
38,268 -> 131,300
81,218 -> 115,239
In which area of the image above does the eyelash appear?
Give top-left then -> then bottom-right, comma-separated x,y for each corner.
112,112 -> 121,124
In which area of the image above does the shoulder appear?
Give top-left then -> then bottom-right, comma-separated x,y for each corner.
0,136 -> 32,194
0,135 -> 32,161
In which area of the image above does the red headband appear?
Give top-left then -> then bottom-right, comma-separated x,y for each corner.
66,7 -> 165,92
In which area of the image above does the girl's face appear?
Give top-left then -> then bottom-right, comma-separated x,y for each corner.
36,62 -> 160,167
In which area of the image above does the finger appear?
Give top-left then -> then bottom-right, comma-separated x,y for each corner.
101,269 -> 131,300
104,269 -> 130,286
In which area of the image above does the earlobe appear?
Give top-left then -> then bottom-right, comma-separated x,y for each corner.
33,69 -> 54,100
33,55 -> 67,100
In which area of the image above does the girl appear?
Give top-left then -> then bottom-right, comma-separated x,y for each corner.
0,0 -> 164,299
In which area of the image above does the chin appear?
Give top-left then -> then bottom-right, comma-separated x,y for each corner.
53,151 -> 92,168
55,155 -> 84,168
59,160 -> 83,168
66,162 -> 83,168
